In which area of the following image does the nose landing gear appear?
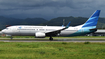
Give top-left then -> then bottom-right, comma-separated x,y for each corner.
49,36 -> 53,41
11,36 -> 13,39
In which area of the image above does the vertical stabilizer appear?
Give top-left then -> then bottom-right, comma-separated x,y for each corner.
82,10 -> 101,28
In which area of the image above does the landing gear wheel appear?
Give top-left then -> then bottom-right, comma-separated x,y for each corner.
49,36 -> 53,41
11,36 -> 13,39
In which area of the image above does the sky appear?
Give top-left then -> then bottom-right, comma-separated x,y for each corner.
0,0 -> 104,20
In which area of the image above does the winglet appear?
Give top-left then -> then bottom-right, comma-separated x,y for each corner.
66,21 -> 71,28
62,25 -> 64,27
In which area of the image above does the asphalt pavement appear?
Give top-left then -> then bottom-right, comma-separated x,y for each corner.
0,38 -> 105,42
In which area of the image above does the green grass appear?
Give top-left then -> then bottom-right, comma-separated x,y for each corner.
0,42 -> 105,59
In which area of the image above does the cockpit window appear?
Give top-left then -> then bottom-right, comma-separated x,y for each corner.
6,28 -> 8,30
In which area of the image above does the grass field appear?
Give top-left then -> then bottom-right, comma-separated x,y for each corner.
0,42 -> 105,59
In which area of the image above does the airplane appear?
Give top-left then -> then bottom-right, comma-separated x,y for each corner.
0,10 -> 101,40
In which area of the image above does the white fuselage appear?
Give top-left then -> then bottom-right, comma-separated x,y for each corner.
1,25 -> 83,36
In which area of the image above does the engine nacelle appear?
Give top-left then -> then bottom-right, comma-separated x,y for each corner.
35,32 -> 45,38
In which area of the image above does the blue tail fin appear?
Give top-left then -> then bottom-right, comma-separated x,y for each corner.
82,10 -> 101,28
66,21 -> 71,28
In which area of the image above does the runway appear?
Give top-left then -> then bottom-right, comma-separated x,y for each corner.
1,40 -> 105,42
0,38 -> 105,42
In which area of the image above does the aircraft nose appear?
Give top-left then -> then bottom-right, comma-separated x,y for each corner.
1,29 -> 6,34
0,31 -> 3,35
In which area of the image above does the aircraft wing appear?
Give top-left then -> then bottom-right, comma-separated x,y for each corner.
46,22 -> 71,36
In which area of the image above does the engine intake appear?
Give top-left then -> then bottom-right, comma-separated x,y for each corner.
35,32 -> 45,38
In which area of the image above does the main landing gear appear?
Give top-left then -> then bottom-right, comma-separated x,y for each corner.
49,36 -> 53,41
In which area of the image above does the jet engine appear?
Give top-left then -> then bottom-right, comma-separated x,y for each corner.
35,32 -> 45,38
